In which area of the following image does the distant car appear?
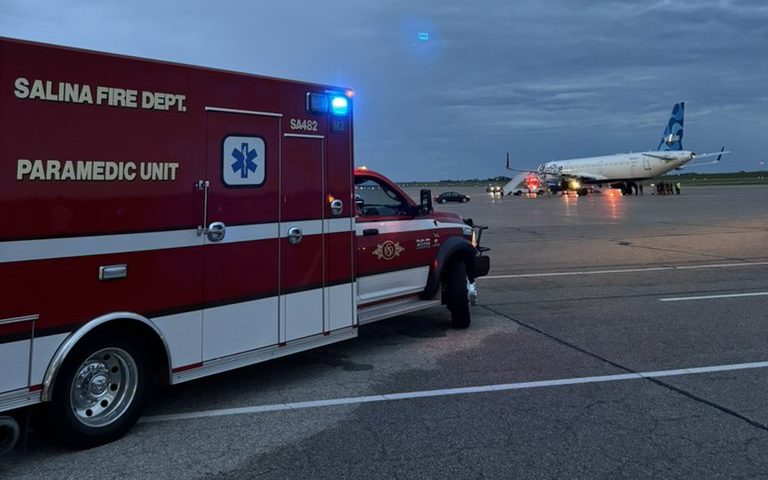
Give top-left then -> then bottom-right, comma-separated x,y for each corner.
486,185 -> 503,194
436,191 -> 471,203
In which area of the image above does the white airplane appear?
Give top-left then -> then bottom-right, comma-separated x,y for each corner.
504,102 -> 729,195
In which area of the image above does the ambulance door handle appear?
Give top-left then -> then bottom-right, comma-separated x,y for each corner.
207,221 -> 226,242
330,199 -> 344,216
287,226 -> 303,245
363,228 -> 379,236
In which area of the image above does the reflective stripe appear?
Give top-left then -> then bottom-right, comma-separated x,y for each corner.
325,218 -> 353,234
208,223 -> 278,245
1,229 -> 202,264
1,218 -> 356,264
354,219 -> 464,235
280,220 -> 323,237
0,315 -> 38,326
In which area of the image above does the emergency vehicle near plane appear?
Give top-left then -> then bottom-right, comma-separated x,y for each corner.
0,38 -> 489,452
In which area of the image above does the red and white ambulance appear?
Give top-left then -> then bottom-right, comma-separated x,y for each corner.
0,38 -> 489,450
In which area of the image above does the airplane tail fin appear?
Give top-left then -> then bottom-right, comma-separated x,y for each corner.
657,102 -> 685,151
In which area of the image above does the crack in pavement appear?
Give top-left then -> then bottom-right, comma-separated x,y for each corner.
481,305 -> 768,435
615,243 -> 743,260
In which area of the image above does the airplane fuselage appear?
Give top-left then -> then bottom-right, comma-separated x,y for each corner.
537,150 -> 694,184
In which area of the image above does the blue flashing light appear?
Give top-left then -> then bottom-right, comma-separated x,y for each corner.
418,32 -> 430,41
330,96 -> 349,116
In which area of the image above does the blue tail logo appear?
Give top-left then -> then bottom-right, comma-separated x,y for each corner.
657,102 -> 684,151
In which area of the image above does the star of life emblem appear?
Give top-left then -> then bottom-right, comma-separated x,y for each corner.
373,240 -> 404,260
222,136 -> 265,186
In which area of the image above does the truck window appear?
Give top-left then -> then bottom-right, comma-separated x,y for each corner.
355,177 -> 409,217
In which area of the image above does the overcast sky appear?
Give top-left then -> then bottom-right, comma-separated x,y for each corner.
2,0 -> 766,180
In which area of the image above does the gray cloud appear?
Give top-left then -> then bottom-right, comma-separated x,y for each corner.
2,0 -> 766,180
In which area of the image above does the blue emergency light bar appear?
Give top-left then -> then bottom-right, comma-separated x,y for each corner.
306,92 -> 351,116
306,93 -> 329,114
330,96 -> 349,116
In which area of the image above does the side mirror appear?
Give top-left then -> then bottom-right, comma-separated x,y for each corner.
354,194 -> 364,211
420,189 -> 433,215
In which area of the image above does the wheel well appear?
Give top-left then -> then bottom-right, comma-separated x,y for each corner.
43,315 -> 171,402
83,320 -> 170,388
421,237 -> 476,300
440,252 -> 472,283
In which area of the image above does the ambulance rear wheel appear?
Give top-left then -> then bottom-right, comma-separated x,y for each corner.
49,332 -> 148,449
445,260 -> 471,329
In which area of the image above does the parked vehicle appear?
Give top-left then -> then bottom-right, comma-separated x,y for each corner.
435,191 -> 471,203
0,38 -> 490,451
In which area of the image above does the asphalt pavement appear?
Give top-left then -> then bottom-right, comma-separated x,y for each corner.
2,185 -> 768,479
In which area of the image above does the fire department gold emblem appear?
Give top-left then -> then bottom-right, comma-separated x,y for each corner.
373,240 -> 404,260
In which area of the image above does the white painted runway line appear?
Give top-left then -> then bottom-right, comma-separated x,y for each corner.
660,292 -> 768,302
481,261 -> 768,280
141,360 -> 768,424
676,262 -> 768,270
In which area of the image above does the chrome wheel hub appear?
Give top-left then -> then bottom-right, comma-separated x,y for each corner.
70,347 -> 138,428
88,373 -> 109,396
467,280 -> 478,306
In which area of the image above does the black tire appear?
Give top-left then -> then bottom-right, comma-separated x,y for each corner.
0,416 -> 20,456
48,331 -> 148,449
445,260 -> 471,329
440,198 -> 446,204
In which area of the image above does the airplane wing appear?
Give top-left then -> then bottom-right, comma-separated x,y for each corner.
505,165 -> 538,174
641,153 -> 678,162
677,147 -> 729,169
505,153 -> 538,174
690,147 -> 730,161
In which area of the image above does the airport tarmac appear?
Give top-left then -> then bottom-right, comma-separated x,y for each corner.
2,185 -> 768,479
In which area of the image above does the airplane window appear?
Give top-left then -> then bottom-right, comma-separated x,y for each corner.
354,177 -> 409,216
